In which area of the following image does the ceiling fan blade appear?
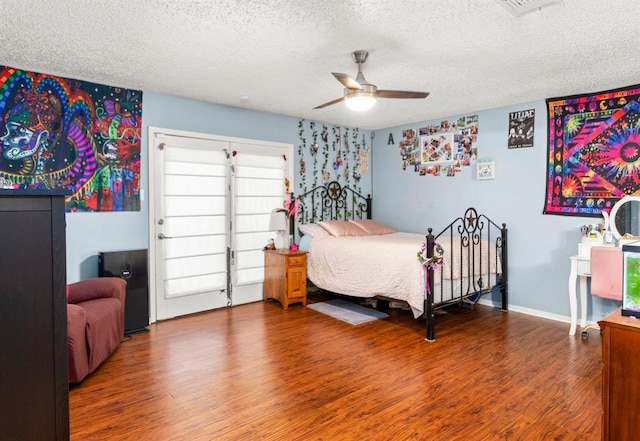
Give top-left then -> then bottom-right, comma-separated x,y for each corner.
313,96 -> 345,110
377,90 -> 430,99
332,73 -> 362,90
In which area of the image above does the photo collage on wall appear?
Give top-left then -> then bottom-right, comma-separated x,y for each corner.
397,115 -> 478,177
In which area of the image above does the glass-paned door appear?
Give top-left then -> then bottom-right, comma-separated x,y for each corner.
149,128 -> 292,321
230,145 -> 287,305
154,135 -> 230,320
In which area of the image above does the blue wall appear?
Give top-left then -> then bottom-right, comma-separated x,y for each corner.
66,91 -> 616,324
373,100 -> 618,323
66,92 -> 372,282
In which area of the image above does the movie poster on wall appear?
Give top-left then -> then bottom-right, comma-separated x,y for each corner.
0,65 -> 143,212
508,109 -> 534,149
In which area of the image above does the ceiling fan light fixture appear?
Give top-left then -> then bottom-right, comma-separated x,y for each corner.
313,50 -> 428,111
344,90 -> 376,111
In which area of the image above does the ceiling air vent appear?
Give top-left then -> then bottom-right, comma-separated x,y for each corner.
495,0 -> 563,17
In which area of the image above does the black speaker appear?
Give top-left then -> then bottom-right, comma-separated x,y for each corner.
98,249 -> 149,335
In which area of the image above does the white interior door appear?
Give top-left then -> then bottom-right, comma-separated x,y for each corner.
149,128 -> 292,322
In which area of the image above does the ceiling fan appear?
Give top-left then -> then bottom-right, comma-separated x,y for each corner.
313,50 -> 430,111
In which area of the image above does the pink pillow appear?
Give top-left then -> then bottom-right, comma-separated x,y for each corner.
349,219 -> 396,235
298,223 -> 330,238
318,220 -> 368,237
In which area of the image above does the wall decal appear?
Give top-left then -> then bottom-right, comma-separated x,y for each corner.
297,119 -> 363,198
544,84 -> 640,216
0,65 -> 142,212
358,135 -> 369,174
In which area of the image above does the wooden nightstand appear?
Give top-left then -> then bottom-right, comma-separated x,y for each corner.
263,249 -> 308,309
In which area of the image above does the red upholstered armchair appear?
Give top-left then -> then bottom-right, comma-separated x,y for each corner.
67,277 -> 126,383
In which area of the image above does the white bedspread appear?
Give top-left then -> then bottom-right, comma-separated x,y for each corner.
306,232 -> 502,319
307,232 -> 426,317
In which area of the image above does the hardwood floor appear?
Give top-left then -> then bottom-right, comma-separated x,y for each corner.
69,294 -> 603,440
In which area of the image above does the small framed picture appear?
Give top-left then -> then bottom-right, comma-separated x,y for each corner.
420,133 -> 455,166
476,161 -> 495,180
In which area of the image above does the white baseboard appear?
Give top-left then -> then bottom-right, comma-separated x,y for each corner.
478,298 -> 579,326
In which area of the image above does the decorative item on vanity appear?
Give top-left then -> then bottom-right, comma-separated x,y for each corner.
578,223 -> 604,257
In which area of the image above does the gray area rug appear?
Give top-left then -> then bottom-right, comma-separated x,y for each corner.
307,298 -> 389,325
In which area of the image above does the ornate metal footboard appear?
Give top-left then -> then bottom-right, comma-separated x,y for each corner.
424,207 -> 508,341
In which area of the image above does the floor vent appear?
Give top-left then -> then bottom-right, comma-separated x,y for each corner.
495,0 -> 563,16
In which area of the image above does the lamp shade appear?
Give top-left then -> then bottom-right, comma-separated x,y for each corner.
269,210 -> 287,231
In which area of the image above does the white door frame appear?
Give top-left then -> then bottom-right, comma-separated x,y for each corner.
147,126 -> 293,323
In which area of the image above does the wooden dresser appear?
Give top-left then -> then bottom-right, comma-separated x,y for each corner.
598,308 -> 640,441
0,190 -> 69,440
263,249 -> 307,309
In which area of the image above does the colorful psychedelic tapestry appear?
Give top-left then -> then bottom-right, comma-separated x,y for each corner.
544,84 -> 640,216
0,65 -> 142,212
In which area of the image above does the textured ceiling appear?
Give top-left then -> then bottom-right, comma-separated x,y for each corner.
1,0 -> 638,130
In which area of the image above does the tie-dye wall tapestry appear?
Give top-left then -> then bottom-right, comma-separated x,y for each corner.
0,65 -> 142,212
544,84 -> 640,216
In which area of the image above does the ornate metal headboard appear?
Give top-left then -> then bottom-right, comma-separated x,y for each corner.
296,181 -> 372,225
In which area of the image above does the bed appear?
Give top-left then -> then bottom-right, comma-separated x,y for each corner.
296,181 -> 508,341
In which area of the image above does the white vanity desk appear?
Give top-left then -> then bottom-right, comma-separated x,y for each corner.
568,195 -> 639,335
568,242 -> 617,335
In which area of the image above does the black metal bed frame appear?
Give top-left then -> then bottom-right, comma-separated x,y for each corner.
296,181 -> 372,227
425,207 -> 508,341
296,182 -> 508,341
